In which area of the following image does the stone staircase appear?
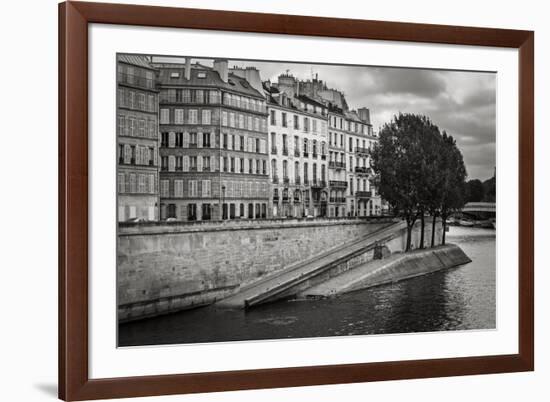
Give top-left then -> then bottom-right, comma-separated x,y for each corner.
215,219 -> 406,309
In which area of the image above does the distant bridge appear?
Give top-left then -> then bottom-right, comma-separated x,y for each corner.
461,202 -> 495,218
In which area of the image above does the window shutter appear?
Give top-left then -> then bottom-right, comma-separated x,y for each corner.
124,144 -> 131,164
153,146 -> 158,166
197,132 -> 203,148
197,156 -> 203,172
214,156 -> 220,171
235,157 -> 240,173
168,132 -> 175,148
168,156 -> 175,172
182,156 -> 189,172
210,132 -> 215,148
183,132 -> 189,148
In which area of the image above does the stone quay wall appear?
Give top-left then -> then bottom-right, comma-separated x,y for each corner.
117,216 -> 443,322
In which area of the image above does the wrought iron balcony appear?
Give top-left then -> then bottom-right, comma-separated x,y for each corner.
356,146 -> 370,155
294,177 -> 301,185
355,190 -> 372,198
329,180 -> 348,188
272,175 -> 279,184
294,149 -> 301,157
355,166 -> 369,174
283,177 -> 290,184
282,147 -> 289,156
271,146 -> 278,155
329,197 -> 346,203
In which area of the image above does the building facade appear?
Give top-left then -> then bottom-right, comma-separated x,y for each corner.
116,55 -> 160,222
265,74 -> 329,218
155,59 -> 270,222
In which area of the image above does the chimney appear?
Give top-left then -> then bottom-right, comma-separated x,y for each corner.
357,107 -> 371,124
185,57 -> 191,80
213,59 -> 228,82
296,81 -> 300,96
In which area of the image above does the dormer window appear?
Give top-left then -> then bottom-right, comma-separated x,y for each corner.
197,72 -> 206,78
170,72 -> 180,78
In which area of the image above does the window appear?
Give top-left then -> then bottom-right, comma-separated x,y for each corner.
239,203 -> 245,218
175,156 -> 182,171
174,109 -> 184,124
160,180 -> 169,197
294,115 -> 299,129
160,108 -> 169,124
304,117 -> 310,132
195,90 -> 204,103
188,204 -> 197,221
175,132 -> 183,147
203,156 -> 211,171
203,132 -> 211,148
230,204 -> 236,219
223,133 -> 228,149
202,204 -> 211,220
240,136 -> 245,150
161,132 -> 168,147
270,110 -> 276,125
202,109 -> 211,125
282,112 -> 287,127
222,111 -> 228,126
189,180 -> 198,197
174,180 -> 184,197
262,160 -> 267,175
161,156 -> 168,171
188,109 -> 198,124
349,138 -> 353,152
201,180 -> 211,197
209,90 -> 219,104
189,132 -> 197,147
118,173 -> 125,193
240,158 -> 245,173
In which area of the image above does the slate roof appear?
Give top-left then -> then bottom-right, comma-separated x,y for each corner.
154,63 -> 264,99
117,54 -> 156,70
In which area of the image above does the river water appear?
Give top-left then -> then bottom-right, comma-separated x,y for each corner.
119,226 -> 496,347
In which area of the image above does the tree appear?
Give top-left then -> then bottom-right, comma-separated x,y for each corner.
466,179 -> 484,202
371,114 -> 431,251
439,132 -> 467,245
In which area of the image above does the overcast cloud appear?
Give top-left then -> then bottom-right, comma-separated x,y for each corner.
159,56 -> 496,181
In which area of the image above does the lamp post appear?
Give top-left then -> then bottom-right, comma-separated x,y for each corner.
221,184 -> 226,220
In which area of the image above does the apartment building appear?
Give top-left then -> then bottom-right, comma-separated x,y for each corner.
116,54 -> 160,222
265,74 -> 329,218
155,59 -> 270,222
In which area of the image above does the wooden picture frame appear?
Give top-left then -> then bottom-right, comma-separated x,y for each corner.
59,1 -> 534,400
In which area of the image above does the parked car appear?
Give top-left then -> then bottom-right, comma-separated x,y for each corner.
126,217 -> 147,223
166,217 -> 177,222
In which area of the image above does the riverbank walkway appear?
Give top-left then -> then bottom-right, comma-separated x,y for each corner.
216,219 -> 406,309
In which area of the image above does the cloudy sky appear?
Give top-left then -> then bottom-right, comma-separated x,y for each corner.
157,56 -> 496,181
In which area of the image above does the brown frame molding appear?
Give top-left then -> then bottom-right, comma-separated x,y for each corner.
59,1 -> 534,400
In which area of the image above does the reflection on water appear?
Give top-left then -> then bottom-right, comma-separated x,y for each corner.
119,226 -> 496,346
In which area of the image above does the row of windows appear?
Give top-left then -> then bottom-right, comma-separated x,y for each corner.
159,108 -> 213,125
118,144 -> 157,166
117,63 -> 155,90
161,202 -> 268,221
269,109 -> 327,134
221,111 -> 267,132
329,132 -> 375,150
160,179 -> 211,198
117,114 -> 157,139
160,89 -> 220,104
159,179 -> 268,199
271,159 -> 326,182
159,89 -> 266,114
118,88 -> 157,113
118,173 -> 156,194
160,155 -> 267,175
270,133 -> 327,157
329,115 -> 373,135
160,132 -> 268,155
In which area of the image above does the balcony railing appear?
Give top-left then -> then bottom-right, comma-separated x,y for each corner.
312,153 -> 318,159
310,180 -> 326,188
321,154 -> 327,160
329,180 -> 348,188
303,152 -> 309,157
282,147 -> 289,156
294,177 -> 301,185
356,146 -> 370,154
355,190 -> 372,198
329,161 -> 346,169
303,178 -> 309,185
329,197 -> 346,203
188,143 -> 197,148
355,166 -> 369,174
271,147 -> 278,155
294,149 -> 300,157
283,177 -> 290,184
272,175 -> 279,184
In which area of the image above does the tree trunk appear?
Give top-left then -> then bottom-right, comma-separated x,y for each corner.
419,211 -> 425,249
406,224 -> 412,251
442,217 -> 447,245
431,213 -> 437,247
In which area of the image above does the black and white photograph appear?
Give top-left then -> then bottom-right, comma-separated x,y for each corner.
116,54 -> 496,347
